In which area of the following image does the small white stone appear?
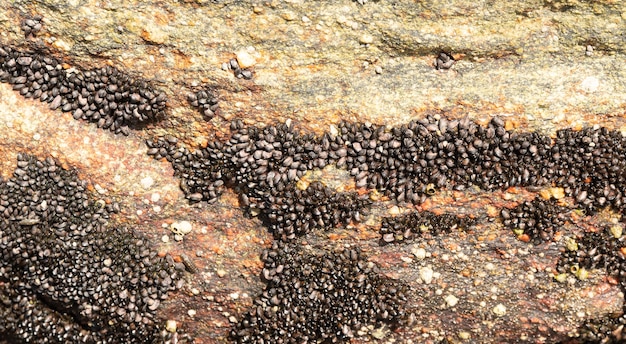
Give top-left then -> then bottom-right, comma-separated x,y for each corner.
165,319 -> 177,332
94,184 -> 106,194
187,309 -> 196,317
228,316 -> 237,323
329,124 -> 339,137
419,266 -> 434,284
229,292 -> 239,300
171,221 -> 193,235
359,33 -> 374,44
33,133 -> 41,140
411,246 -> 426,260
140,176 -> 154,189
103,258 -> 112,267
492,303 -> 507,316
444,294 -> 459,307
191,288 -> 200,295
458,331 -> 471,340
153,205 -> 161,213
580,76 -> 600,93
388,205 -> 401,215
173,234 -> 184,242
375,66 -> 383,74
151,193 -> 161,203
161,235 -> 169,243
236,50 -> 256,69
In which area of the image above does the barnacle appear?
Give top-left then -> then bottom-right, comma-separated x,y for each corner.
0,45 -> 166,135
0,154 -> 179,342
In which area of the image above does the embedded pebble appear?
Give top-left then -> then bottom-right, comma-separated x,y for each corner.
236,50 -> 256,69
140,176 -> 154,189
171,221 -> 193,235
359,33 -> 374,44
419,266 -> 434,284
165,319 -> 177,332
492,304 -> 507,316
444,294 -> 459,307
411,246 -> 426,260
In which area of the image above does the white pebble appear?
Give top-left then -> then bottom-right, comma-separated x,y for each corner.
161,235 -> 169,243
419,266 -> 434,284
187,309 -> 196,317
359,33 -> 374,44
151,192 -> 161,203
94,184 -> 106,194
444,294 -> 459,307
411,246 -> 426,260
171,221 -> 193,235
165,319 -> 177,332
329,124 -> 338,137
140,176 -> 154,189
492,303 -> 507,316
236,50 -> 256,69
580,76 -> 599,93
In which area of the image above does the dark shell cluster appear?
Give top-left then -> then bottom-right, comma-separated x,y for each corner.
0,45 -> 167,135
557,228 -> 626,343
187,86 -> 219,120
380,211 -> 475,244
0,154 -> 179,343
21,15 -> 43,38
147,120 -> 372,241
227,58 -> 253,80
501,198 -> 566,243
231,241 -> 408,343
148,122 -> 408,342
147,115 -> 626,342
150,116 -> 626,226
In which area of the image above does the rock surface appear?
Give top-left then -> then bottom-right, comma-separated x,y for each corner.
0,0 -> 625,343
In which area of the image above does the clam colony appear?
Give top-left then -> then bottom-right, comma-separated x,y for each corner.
149,116 -> 626,343
380,211 -> 475,245
187,87 -> 219,120
0,45 -> 166,135
232,241 -> 408,343
0,154 -> 179,343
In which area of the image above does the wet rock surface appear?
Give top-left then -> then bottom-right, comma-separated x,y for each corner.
0,0 -> 626,343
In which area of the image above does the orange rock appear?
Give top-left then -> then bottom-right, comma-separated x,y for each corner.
538,189 -> 552,200
486,205 -> 499,217
328,233 -> 342,241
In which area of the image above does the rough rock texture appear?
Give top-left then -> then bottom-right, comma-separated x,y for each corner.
0,0 -> 625,343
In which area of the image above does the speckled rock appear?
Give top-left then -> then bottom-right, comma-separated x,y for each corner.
0,0 -> 625,343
